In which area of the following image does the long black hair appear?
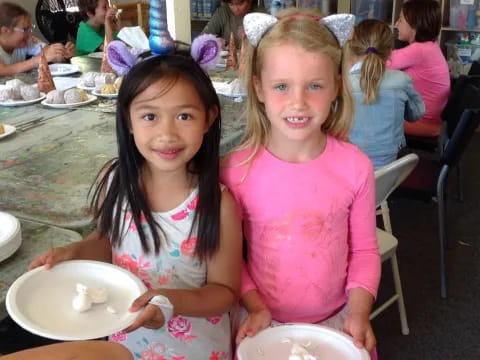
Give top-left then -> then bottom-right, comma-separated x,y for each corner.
90,51 -> 222,262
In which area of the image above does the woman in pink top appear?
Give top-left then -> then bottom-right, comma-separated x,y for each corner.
221,8 -> 380,357
388,0 -> 450,137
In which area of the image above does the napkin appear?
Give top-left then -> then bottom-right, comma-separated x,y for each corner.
212,78 -> 246,97
117,26 -> 150,51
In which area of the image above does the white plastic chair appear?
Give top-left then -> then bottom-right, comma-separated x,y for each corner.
370,153 -> 419,335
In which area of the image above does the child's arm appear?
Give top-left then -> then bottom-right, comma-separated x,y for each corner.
344,159 -> 380,352
344,287 -> 376,351
103,7 -> 119,46
387,43 -> 420,71
126,189 -> 242,332
0,44 -> 65,77
235,289 -> 272,344
28,230 -> 112,270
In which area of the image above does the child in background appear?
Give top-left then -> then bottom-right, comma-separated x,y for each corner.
0,2 -> 75,77
347,19 -> 425,170
221,8 -> 380,356
29,47 -> 242,359
76,0 -> 119,56
388,0 -> 450,137
202,0 -> 264,47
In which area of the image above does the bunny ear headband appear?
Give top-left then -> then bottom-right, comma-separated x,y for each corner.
244,12 -> 355,47
106,34 -> 222,76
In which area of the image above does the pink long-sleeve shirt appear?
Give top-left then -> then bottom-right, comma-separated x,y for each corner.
220,136 -> 381,323
388,41 -> 450,132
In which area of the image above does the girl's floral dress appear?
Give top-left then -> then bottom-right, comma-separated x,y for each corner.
110,188 -> 231,360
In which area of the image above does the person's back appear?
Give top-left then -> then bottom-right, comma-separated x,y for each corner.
347,19 -> 424,169
388,0 -> 450,137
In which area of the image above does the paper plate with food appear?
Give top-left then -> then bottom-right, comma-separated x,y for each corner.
41,88 -> 97,108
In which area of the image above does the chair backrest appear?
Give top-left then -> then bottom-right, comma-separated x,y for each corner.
442,77 -> 480,138
441,108 -> 480,168
36,0 -> 82,43
374,154 -> 419,207
116,2 -> 150,36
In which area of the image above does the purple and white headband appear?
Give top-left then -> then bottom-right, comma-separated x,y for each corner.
106,34 -> 223,76
243,12 -> 355,47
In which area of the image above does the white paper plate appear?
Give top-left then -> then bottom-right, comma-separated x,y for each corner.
0,212 -> 22,263
0,93 -> 46,107
237,323 -> 370,360
6,260 -> 147,340
0,124 -> 16,139
92,90 -> 118,99
41,94 -> 97,108
88,52 -> 104,59
48,64 -> 81,76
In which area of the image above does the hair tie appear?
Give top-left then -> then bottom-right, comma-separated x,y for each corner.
365,47 -> 378,55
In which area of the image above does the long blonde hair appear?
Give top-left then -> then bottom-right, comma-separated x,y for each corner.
235,7 -> 354,167
347,19 -> 393,104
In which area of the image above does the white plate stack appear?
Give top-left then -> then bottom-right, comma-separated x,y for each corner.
0,212 -> 22,262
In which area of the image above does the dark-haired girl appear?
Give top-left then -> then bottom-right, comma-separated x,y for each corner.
388,0 -> 450,137
30,50 -> 241,359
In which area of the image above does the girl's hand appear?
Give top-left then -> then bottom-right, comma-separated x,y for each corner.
343,312 -> 376,352
236,308 -> 272,344
105,7 -> 118,23
28,245 -> 78,270
124,291 -> 166,332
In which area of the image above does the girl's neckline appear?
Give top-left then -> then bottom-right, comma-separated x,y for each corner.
262,135 -> 331,165
151,187 -> 198,217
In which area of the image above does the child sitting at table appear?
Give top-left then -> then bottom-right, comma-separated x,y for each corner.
76,0 -> 119,56
221,8 -> 380,358
202,0 -> 265,47
388,0 -> 450,137
0,2 -> 75,77
347,19 -> 425,169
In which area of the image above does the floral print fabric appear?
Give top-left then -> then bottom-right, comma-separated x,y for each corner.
110,188 -> 231,360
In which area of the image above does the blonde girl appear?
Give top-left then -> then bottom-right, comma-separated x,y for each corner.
221,7 -> 381,356
347,19 -> 425,169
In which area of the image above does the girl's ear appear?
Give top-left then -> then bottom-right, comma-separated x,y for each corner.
253,75 -> 265,103
205,105 -> 219,133
0,25 -> 10,35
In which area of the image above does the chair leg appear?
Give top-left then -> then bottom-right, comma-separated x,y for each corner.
455,164 -> 464,202
391,253 -> 409,335
381,201 -> 393,234
437,166 -> 449,299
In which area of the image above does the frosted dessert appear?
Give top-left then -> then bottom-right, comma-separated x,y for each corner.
288,343 -> 317,360
64,88 -> 88,104
46,90 -> 65,104
5,79 -> 25,100
0,88 -> 14,102
79,72 -> 98,87
72,283 -> 93,312
20,85 -> 40,101
72,283 -> 109,313
100,83 -> 116,94
114,76 -> 123,91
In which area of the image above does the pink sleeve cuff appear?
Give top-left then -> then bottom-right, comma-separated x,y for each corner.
346,282 -> 378,300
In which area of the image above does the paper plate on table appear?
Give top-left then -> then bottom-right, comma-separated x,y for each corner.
41,94 -> 97,108
87,52 -> 104,59
0,124 -> 16,139
92,90 -> 118,99
48,64 -> 80,76
237,323 -> 370,360
6,260 -> 147,341
0,93 -> 46,107
0,212 -> 22,262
